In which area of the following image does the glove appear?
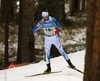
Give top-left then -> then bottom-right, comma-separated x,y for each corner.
33,33 -> 37,37
50,28 -> 61,36
55,28 -> 61,34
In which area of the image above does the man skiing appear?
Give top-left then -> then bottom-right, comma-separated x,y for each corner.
33,11 -> 75,73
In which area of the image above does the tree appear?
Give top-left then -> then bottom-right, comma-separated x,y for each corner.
3,0 -> 14,66
0,0 -> 5,24
35,0 -> 65,23
0,0 -> 14,25
82,0 -> 86,11
48,0 -> 65,22
84,0 -> 100,81
0,0 -> 1,17
83,0 -> 95,80
4,0 -> 11,65
69,0 -> 80,15
17,0 -> 36,63
34,0 -> 47,21
17,0 -> 23,63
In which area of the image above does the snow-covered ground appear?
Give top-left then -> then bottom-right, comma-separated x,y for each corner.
0,50 -> 85,81
35,27 -> 86,49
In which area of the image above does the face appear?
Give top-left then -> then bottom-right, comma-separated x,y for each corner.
43,16 -> 49,21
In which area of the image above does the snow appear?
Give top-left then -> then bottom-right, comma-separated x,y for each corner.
0,43 -> 4,54
0,50 -> 85,81
35,27 -> 86,49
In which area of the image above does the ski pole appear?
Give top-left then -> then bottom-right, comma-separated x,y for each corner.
59,36 -> 82,43
35,34 -> 81,43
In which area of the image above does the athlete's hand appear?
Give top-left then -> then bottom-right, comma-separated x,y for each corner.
33,33 -> 38,37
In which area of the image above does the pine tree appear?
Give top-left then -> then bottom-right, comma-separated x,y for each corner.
82,0 -> 86,11
48,0 -> 65,22
17,0 -> 36,63
70,0 -> 80,15
35,0 -> 65,22
4,0 -> 10,65
84,0 -> 100,81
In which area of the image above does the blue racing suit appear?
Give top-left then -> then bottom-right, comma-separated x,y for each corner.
33,16 -> 69,64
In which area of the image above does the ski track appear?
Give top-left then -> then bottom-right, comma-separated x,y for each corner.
0,50 -> 85,81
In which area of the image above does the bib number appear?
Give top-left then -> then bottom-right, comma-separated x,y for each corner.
44,27 -> 56,35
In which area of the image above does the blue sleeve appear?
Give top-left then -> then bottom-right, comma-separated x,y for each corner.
33,19 -> 42,33
52,17 -> 62,29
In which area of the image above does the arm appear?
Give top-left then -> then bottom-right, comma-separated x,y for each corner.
52,17 -> 62,34
33,20 -> 42,33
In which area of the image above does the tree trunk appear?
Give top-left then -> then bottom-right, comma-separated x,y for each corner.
48,0 -> 65,22
34,0 -> 48,21
84,0 -> 100,81
70,0 -> 80,15
82,0 -> 86,11
17,0 -> 23,63
91,0 -> 100,81
4,14 -> 9,66
17,0 -> 36,63
0,0 -> 5,24
84,0 -> 95,80
35,0 -> 65,23
4,0 -> 10,66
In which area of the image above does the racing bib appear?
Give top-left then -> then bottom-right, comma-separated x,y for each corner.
44,27 -> 56,35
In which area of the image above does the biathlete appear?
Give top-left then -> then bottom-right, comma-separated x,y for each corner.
33,11 -> 75,73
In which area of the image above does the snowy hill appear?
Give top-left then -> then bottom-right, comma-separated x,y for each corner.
0,50 -> 85,81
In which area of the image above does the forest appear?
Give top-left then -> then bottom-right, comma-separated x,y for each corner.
0,0 -> 100,81
0,0 -> 86,65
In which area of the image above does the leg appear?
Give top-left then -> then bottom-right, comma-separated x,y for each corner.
45,37 -> 52,64
45,47 -> 51,64
56,44 -> 75,68
44,37 -> 52,72
53,36 -> 75,68
57,45 -> 69,61
52,36 -> 69,60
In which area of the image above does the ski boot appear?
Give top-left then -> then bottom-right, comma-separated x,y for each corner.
44,63 -> 51,73
67,59 -> 75,68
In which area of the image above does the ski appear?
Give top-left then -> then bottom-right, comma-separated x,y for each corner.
67,66 -> 84,74
25,71 -> 62,77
